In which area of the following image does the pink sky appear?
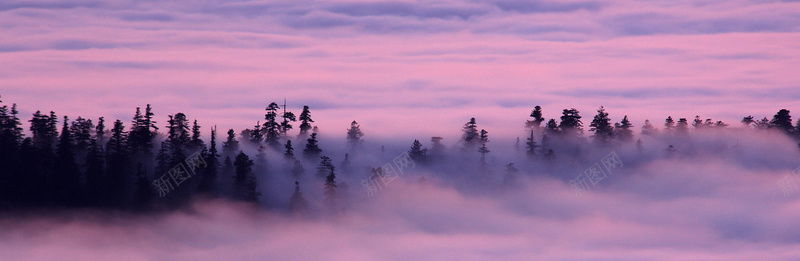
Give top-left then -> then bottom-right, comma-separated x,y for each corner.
1,0 -> 800,141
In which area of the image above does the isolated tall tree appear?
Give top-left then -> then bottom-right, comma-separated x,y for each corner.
771,109 -> 794,134
55,116 -> 83,206
526,106 -> 545,131
298,106 -> 314,138
614,115 -> 634,142
233,151 -> 259,203
558,108 -> 582,135
346,120 -> 364,147
303,132 -> 322,160
589,106 -> 613,143
263,102 -> 282,146
462,117 -> 479,148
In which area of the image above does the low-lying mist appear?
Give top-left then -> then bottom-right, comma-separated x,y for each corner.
3,127 -> 800,260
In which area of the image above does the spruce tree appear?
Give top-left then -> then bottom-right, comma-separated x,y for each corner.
198,126 -> 219,195
461,117 -> 479,149
525,106 -> 545,131
316,156 -> 335,179
233,151 -> 259,203
106,119 -> 129,208
614,115 -> 634,142
676,118 -> 689,135
303,132 -> 322,160
280,103 -> 296,137
298,106 -> 314,138
188,119 -> 205,152
263,102 -> 281,147
96,117 -> 106,147
55,116 -> 83,206
641,119 -> 656,136
346,120 -> 364,147
589,106 -> 613,143
222,129 -> 239,156
284,140 -> 295,160
289,181 -> 308,215
525,130 -> 537,156
664,116 -> 675,134
771,109 -> 794,134
558,108 -> 583,136
408,139 -> 428,164
323,167 -> 338,211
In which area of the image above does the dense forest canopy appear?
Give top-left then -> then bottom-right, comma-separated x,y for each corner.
1,94 -> 799,213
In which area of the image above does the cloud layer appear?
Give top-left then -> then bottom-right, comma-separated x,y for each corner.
0,0 -> 799,140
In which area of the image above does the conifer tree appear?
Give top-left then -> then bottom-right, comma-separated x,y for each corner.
303,132 -> 322,160
346,120 -> 364,147
664,116 -> 675,134
461,117 -> 479,149
525,130 -> 537,156
289,181 -> 308,215
222,129 -> 239,156
641,119 -> 656,136
316,156 -> 335,179
233,151 -> 259,203
676,118 -> 689,135
298,106 -> 314,138
284,140 -> 295,160
526,106 -> 545,131
188,119 -> 205,152
263,102 -> 282,147
96,117 -> 106,147
323,167 -> 338,211
106,119 -> 129,208
409,139 -> 428,164
771,109 -> 794,134
614,115 -> 634,142
198,126 -> 219,195
280,103 -> 296,137
589,106 -> 613,143
558,108 -> 583,136
56,116 -> 83,206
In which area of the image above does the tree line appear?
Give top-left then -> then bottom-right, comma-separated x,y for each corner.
1,94 -> 798,213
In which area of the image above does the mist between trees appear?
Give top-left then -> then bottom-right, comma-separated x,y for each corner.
1,95 -> 799,216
